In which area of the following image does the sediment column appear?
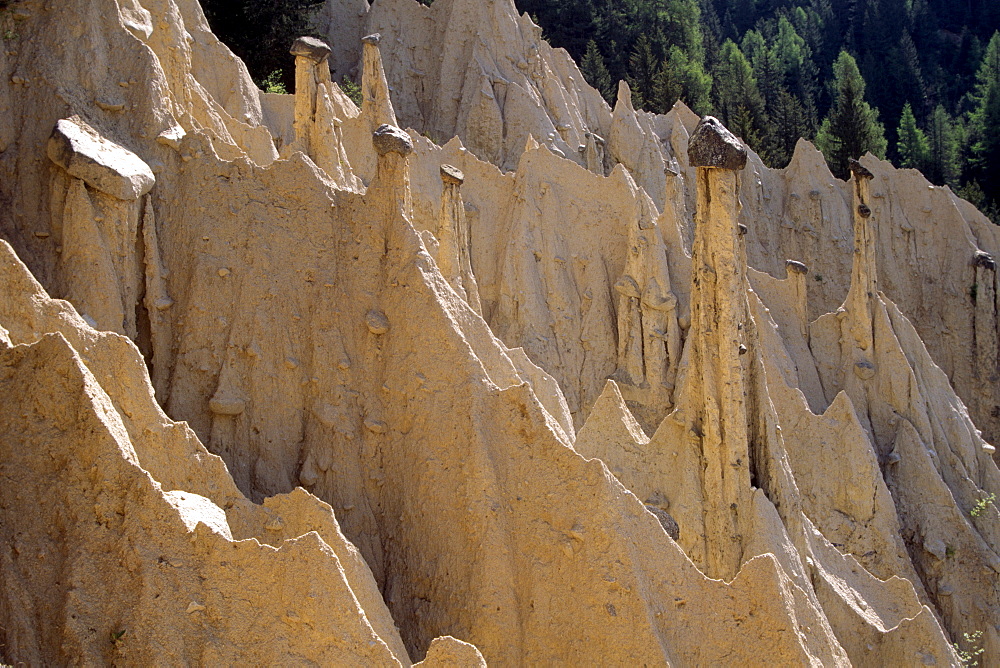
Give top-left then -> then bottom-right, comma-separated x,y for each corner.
686,116 -> 752,581
291,36 -> 333,156
371,124 -> 414,223
785,259 -> 809,340
437,164 -> 483,314
361,34 -> 398,132
844,159 -> 877,352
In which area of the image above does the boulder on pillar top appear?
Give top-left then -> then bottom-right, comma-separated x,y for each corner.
47,116 -> 155,201
290,36 -> 331,63
440,164 -> 465,185
785,259 -> 809,275
372,124 -> 413,156
974,250 -> 996,270
849,158 -> 874,180
688,116 -> 747,171
362,33 -> 381,45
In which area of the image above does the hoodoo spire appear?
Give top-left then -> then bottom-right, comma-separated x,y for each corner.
684,116 -> 752,580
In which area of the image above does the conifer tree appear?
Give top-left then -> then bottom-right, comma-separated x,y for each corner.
896,103 -> 931,172
712,40 -> 766,148
201,0 -> 325,90
581,39 -> 614,103
926,105 -> 961,187
653,46 -> 713,115
815,51 -> 887,178
968,32 -> 1000,208
628,34 -> 660,109
767,89 -> 812,167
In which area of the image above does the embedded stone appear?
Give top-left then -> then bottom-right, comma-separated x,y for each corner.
362,33 -> 381,45
364,417 -> 388,434
785,260 -> 809,275
440,164 -> 465,185
366,309 -> 390,334
688,116 -> 747,170
645,505 -> 680,540
47,116 -> 155,200
372,124 -> 413,157
209,396 -> 245,416
290,36 -> 331,63
854,360 -> 876,380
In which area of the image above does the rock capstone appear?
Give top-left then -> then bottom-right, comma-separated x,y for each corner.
290,36 -> 332,63
372,124 -> 413,157
440,164 -> 465,185
785,260 -> 809,275
849,158 -> 874,181
973,250 -> 996,271
688,116 -> 747,171
47,116 -> 155,201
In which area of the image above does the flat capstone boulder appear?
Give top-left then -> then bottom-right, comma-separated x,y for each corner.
47,116 -> 155,201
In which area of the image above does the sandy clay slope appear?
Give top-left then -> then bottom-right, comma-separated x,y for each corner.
0,0 -> 998,664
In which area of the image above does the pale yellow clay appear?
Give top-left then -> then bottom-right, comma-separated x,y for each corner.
0,0 -> 997,664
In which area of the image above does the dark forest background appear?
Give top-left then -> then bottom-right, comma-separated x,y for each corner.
516,0 -> 1000,220
201,0 -> 1000,221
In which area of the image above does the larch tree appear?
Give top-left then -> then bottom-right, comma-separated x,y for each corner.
581,39 -> 614,103
815,51 -> 887,179
968,31 -> 1000,209
896,102 -> 931,172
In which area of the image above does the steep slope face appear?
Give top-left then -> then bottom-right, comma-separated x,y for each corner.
1,0 -> 999,665
317,0 -> 1000,448
325,0 -> 613,172
0,240 -> 410,665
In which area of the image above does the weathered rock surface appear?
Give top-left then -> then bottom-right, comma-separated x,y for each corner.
0,0 -> 998,665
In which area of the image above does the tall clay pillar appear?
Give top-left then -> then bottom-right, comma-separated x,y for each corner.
844,159 -> 877,353
687,116 -> 752,581
361,33 -> 398,132
291,36 -> 333,155
437,164 -> 483,314
785,259 -> 810,340
371,124 -> 414,220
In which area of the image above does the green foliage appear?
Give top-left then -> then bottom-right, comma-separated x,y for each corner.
926,105 -> 962,187
896,103 -> 931,172
261,70 -> 288,95
654,45 -> 713,114
628,34 -> 660,109
711,40 -> 765,148
815,51 -> 886,179
968,32 -> 1000,218
970,492 -> 996,517
201,0 -> 326,92
581,39 -> 614,103
953,630 -> 985,667
511,0 -> 1000,205
341,76 -> 363,108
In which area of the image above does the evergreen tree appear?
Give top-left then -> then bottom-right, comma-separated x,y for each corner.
768,89 -> 813,167
628,34 -> 660,109
815,51 -> 887,178
968,32 -> 1000,209
581,39 -> 614,103
654,45 -> 713,114
712,40 -> 767,147
926,105 -> 962,187
201,0 -> 326,90
896,103 -> 931,172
